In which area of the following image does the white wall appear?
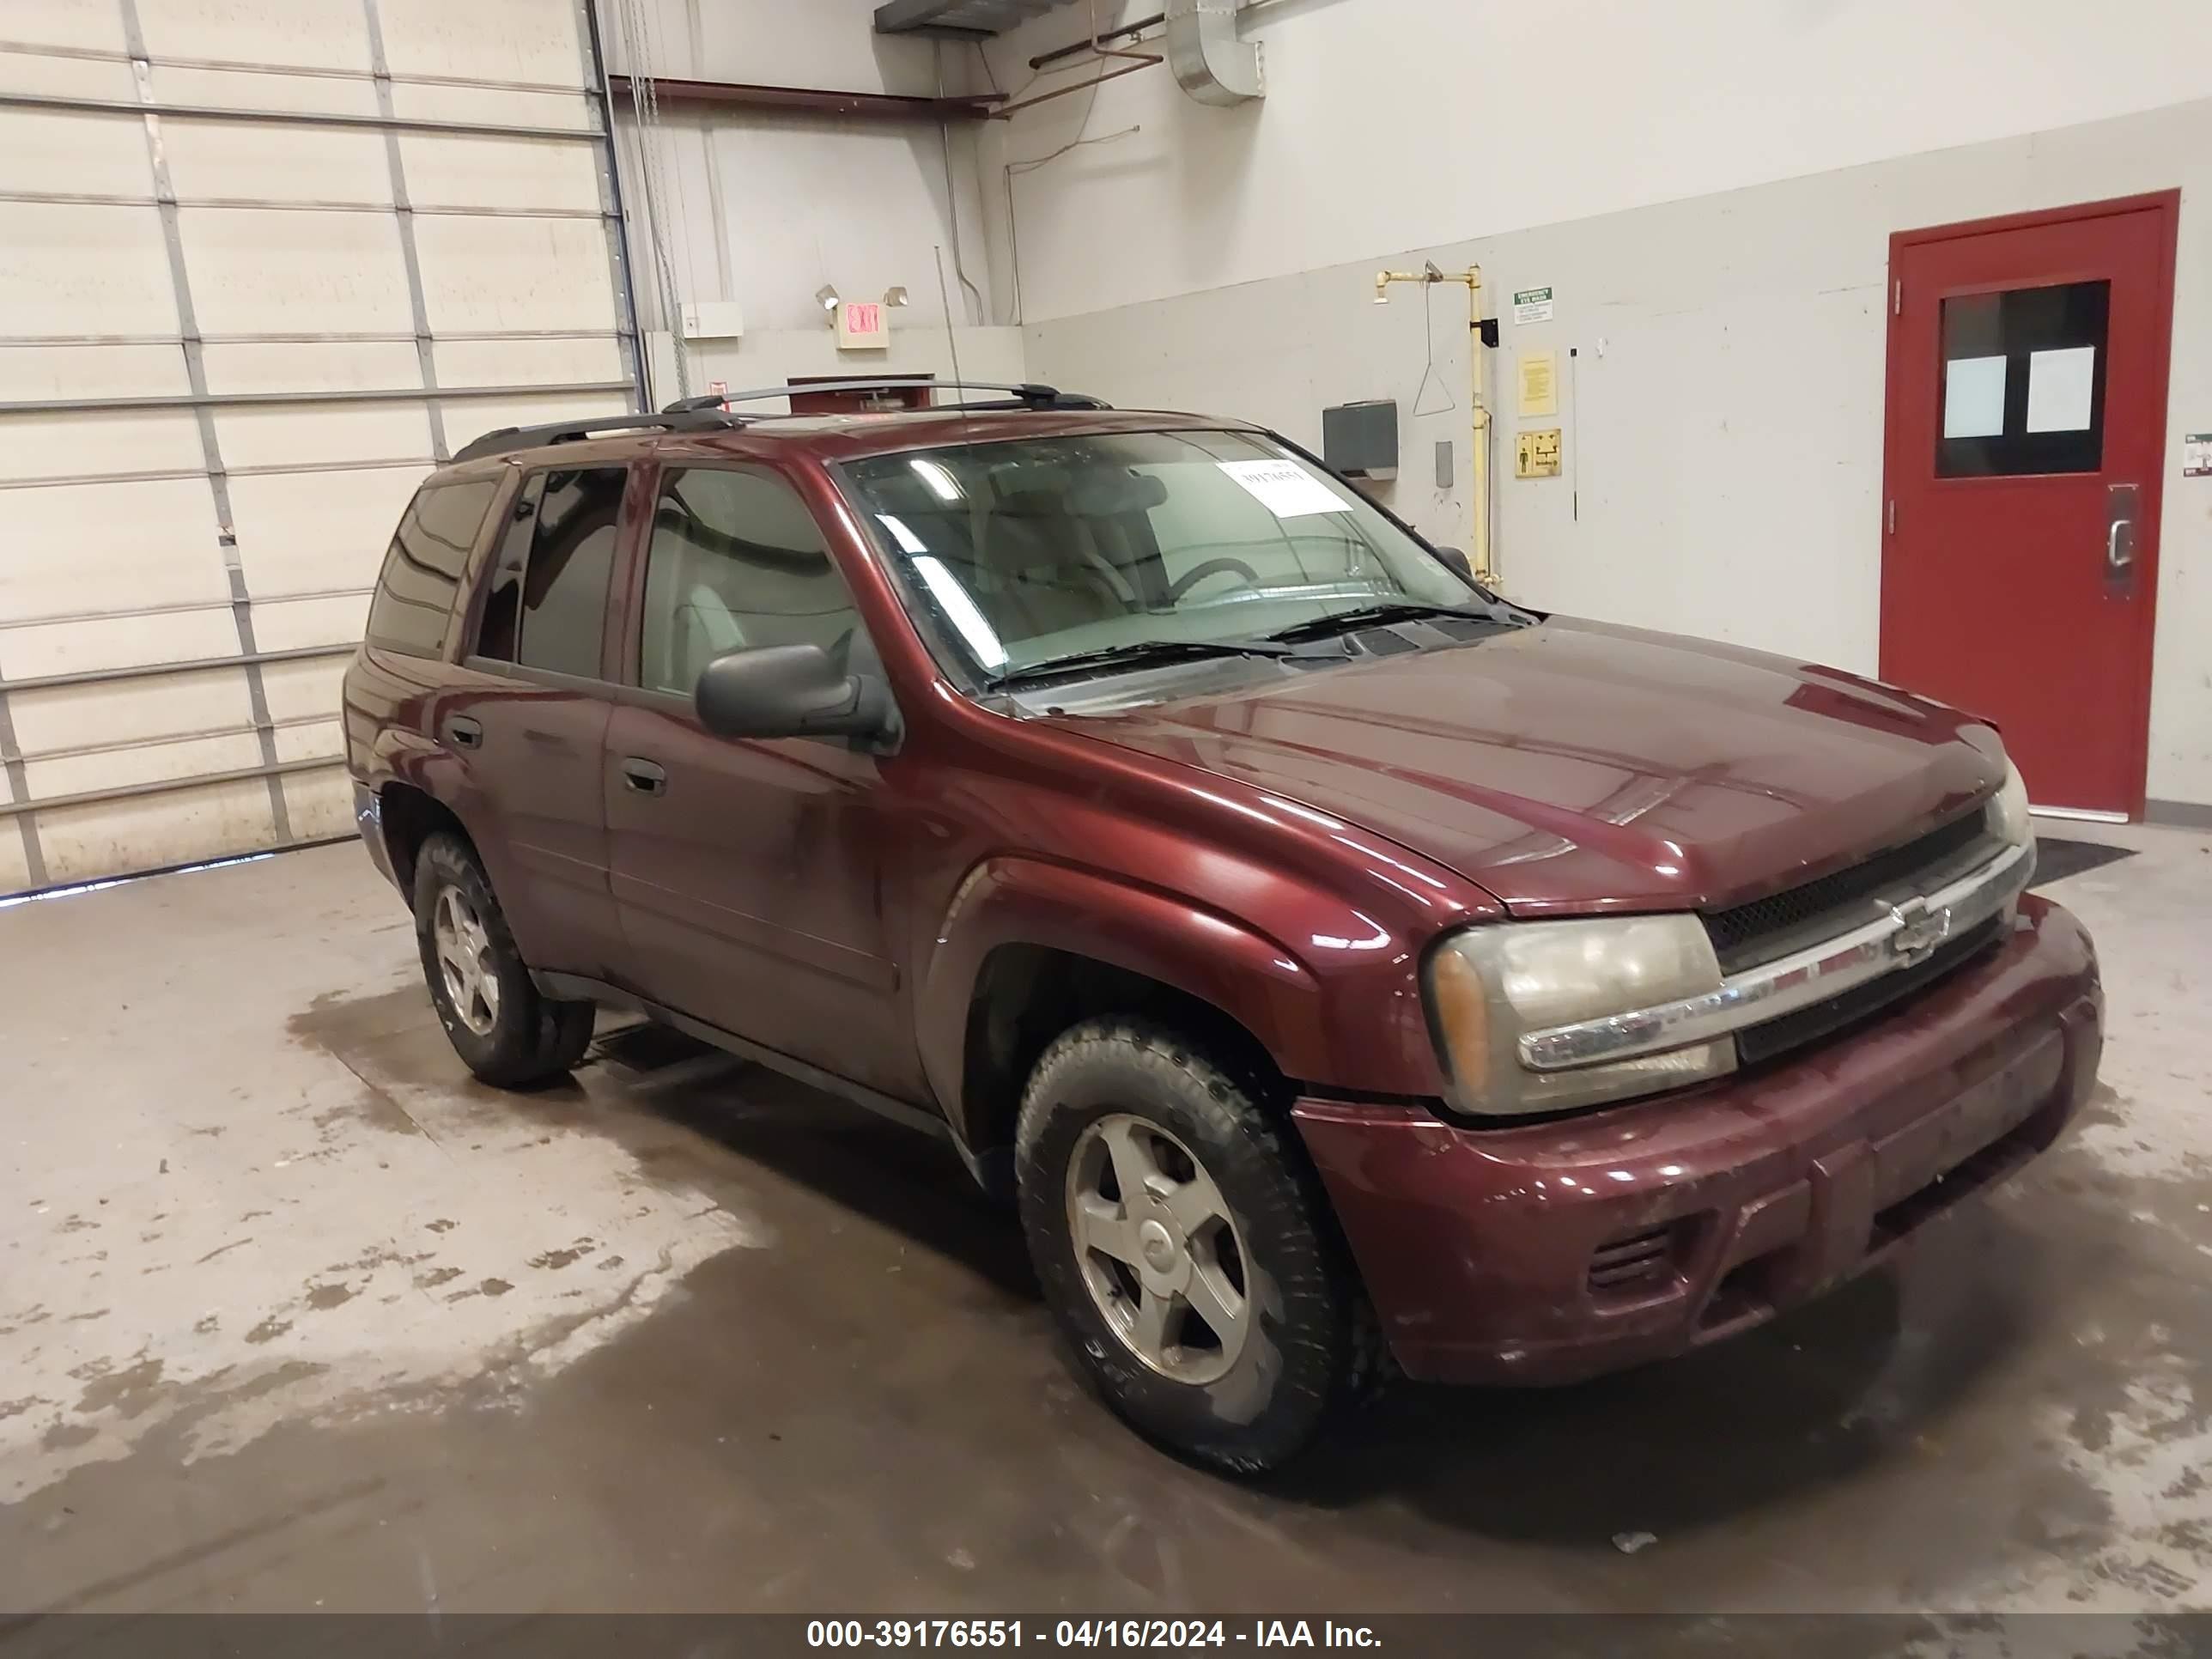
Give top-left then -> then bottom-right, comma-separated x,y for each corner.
1023,97 -> 2212,811
980,0 -> 2212,324
592,0 -> 2212,810
599,0 -> 1015,401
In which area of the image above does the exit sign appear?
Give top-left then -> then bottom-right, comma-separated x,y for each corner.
837,301 -> 890,350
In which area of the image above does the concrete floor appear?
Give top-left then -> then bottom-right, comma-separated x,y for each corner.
0,828 -> 2207,1616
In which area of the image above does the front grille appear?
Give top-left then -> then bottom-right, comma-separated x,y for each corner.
1735,911 -> 2005,1067
1704,809 -> 1992,973
1587,1223 -> 1679,1296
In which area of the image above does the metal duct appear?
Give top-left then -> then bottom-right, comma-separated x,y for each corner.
1166,0 -> 1262,105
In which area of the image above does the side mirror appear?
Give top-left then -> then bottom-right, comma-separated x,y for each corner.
1433,545 -> 1474,582
695,643 -> 894,746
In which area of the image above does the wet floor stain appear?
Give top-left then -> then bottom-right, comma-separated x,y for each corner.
526,1243 -> 595,1271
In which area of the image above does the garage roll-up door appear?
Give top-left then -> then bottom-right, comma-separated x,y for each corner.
0,0 -> 642,896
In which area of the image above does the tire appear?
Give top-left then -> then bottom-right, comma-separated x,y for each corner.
1015,1016 -> 1381,1474
412,831 -> 594,1088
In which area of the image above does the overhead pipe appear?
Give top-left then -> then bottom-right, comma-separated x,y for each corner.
1030,9 -> 1163,67
606,74 -> 1000,122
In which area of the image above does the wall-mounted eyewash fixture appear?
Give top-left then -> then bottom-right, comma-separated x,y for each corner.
1375,264 -> 1498,586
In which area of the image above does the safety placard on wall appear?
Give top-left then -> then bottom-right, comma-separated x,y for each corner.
1511,286 -> 1554,325
1517,349 -> 1559,416
2186,433 -> 2212,477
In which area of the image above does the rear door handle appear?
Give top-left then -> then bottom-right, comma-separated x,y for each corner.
444,716 -> 483,750
620,757 -> 667,797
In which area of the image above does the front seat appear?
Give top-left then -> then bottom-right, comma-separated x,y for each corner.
652,570 -> 745,692
975,505 -> 1127,641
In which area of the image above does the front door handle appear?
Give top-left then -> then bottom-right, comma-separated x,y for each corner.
2106,483 -> 2140,596
444,715 -> 483,750
621,757 -> 668,797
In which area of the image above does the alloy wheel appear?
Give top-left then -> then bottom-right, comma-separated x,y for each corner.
433,884 -> 501,1037
1065,1113 -> 1251,1385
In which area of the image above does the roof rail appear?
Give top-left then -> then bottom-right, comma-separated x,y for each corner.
662,379 -> 1112,414
451,380 -> 1116,463
451,408 -> 742,463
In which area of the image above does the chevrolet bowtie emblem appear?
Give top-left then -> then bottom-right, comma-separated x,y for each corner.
1887,896 -> 1953,967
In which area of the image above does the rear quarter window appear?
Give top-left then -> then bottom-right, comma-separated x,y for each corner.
365,478 -> 500,657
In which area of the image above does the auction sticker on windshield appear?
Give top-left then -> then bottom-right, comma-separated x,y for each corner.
1218,458 -> 1348,519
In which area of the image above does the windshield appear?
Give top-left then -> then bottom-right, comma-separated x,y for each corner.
838,429 -> 1488,683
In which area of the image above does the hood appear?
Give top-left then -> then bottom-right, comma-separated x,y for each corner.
1048,617 -> 2003,915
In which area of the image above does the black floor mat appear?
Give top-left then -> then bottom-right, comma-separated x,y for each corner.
2029,835 -> 2136,890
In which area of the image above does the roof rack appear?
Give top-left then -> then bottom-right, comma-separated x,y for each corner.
452,380 -> 1114,464
665,379 -> 1113,414
451,407 -> 741,463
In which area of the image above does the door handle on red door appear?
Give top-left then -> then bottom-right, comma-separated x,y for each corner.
621,757 -> 667,797
2106,483 -> 2140,596
443,716 -> 483,750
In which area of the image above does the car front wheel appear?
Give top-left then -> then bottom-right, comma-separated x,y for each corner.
1015,1017 -> 1379,1474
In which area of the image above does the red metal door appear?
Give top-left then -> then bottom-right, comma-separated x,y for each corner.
1881,191 -> 2178,818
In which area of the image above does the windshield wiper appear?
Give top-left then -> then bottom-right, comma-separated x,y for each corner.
990,636 -> 1297,687
1261,601 -> 1489,644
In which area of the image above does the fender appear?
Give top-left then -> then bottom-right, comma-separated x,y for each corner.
358,693 -> 510,911
919,855 -> 1438,1156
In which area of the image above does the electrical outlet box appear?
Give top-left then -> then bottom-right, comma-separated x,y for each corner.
1322,399 -> 1398,479
1516,427 -> 1563,478
679,299 -> 744,339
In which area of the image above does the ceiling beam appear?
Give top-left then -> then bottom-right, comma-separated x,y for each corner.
872,0 -> 1066,39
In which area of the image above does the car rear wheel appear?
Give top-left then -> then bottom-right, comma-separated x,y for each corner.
412,832 -> 593,1088
1015,1017 -> 1380,1474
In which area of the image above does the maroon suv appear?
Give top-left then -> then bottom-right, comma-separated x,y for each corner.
343,381 -> 2103,1472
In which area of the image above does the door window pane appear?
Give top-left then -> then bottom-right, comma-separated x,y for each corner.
366,478 -> 497,656
471,472 -> 542,665
504,466 -> 626,679
637,466 -> 858,697
1936,280 -> 2108,477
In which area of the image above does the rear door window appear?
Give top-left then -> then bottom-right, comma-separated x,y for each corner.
470,465 -> 628,679
365,478 -> 498,657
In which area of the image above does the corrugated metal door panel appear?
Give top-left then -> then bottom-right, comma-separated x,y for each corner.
5,2 -> 131,56
0,0 -> 641,895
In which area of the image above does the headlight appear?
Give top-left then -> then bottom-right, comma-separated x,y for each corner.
1425,914 -> 1735,1118
1986,755 -> 2031,847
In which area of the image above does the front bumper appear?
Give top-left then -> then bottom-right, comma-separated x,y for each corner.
1293,892 -> 2102,1386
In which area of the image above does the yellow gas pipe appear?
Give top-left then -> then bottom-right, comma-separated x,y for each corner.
1375,265 -> 1494,587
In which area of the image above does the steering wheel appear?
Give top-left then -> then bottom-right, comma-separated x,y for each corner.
1164,557 -> 1260,605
